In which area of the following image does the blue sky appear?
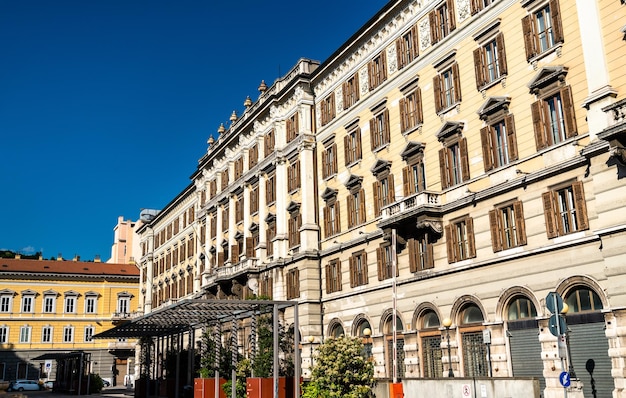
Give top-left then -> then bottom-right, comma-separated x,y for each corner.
0,0 -> 386,261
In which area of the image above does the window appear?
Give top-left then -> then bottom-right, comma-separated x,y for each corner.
264,129 -> 275,153
470,0 -> 494,15
288,211 -> 302,248
209,179 -> 217,199
0,326 -> 8,344
250,185 -> 259,214
439,137 -> 470,189
21,296 -> 34,313
249,144 -> 258,168
63,326 -> 74,343
85,296 -> 97,314
266,221 -> 276,257
326,259 -> 342,293
222,205 -> 229,231
370,109 -> 390,151
234,157 -> 244,180
286,113 -> 299,143
344,127 -> 363,166
347,188 -> 366,228
445,216 -> 476,263
396,25 -> 419,70
399,88 -> 424,133
507,296 -> 537,320
323,197 -> 341,238
118,296 -> 130,314
480,115 -> 518,171
320,93 -> 336,126
376,244 -> 397,281
322,141 -> 338,178
85,326 -> 94,342
220,169 -> 229,191
542,181 -> 589,238
429,0 -> 456,45
266,174 -> 276,204
373,174 -> 395,216
522,0 -> 564,60
434,63 -> 461,112
420,311 -> 443,378
286,269 -> 300,299
460,305 -> 487,377
235,194 -> 243,223
565,287 -> 603,313
259,272 -> 273,299
19,326 -> 31,343
474,33 -> 507,90
64,296 -> 76,313
368,51 -> 387,91
209,211 -> 217,239
0,295 -> 11,313
287,159 -> 301,192
408,235 -> 434,271
349,251 -> 368,287
342,74 -> 360,110
532,86 -> 577,150
489,201 -> 527,252
42,326 -> 52,343
402,152 -> 426,197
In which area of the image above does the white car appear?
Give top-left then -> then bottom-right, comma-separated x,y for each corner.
7,380 -> 42,392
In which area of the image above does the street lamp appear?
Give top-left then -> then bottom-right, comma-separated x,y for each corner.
561,303 -> 576,378
442,318 -> 454,377
308,335 -> 315,371
363,328 -> 372,359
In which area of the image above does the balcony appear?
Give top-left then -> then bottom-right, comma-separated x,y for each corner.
379,191 -> 441,229
215,257 -> 258,281
111,310 -> 143,323
598,98 -> 626,167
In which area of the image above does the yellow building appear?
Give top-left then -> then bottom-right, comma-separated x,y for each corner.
0,256 -> 139,386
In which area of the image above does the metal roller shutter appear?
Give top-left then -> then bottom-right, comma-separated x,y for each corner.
568,321 -> 613,398
508,325 -> 545,395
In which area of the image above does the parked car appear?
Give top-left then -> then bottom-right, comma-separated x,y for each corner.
43,380 -> 54,390
7,380 -> 42,392
103,379 -> 111,387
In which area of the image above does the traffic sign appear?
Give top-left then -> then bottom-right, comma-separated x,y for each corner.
548,314 -> 567,337
546,292 -> 564,314
559,371 -> 571,387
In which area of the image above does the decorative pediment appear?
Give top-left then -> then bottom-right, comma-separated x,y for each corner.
400,141 -> 425,160
436,121 -> 464,141
286,201 -> 301,213
234,231 -> 244,240
117,291 -> 133,298
21,289 -> 38,296
528,66 -> 568,93
249,222 -> 259,232
221,239 -> 229,247
64,290 -> 80,297
477,96 -> 511,120
344,174 -> 363,189
321,187 -> 338,201
84,291 -> 99,297
265,212 -> 276,223
0,289 -> 16,296
370,159 -> 392,176
42,289 -> 58,296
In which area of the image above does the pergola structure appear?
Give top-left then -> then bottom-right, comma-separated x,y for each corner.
94,298 -> 300,398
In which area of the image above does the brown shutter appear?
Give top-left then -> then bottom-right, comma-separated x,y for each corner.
439,148 -> 449,189
383,109 -> 390,144
460,137 -> 470,182
373,181 -> 380,216
452,63 -> 462,103
335,202 -> 341,234
322,148 -> 328,178
402,166 -> 410,196
399,97 -> 407,132
505,114 -> 518,161
481,126 -> 494,172
344,135 -> 350,165
380,49 -> 387,82
542,191 -> 558,238
416,87 -> 424,124
332,143 -> 338,172
326,263 -> 332,293
433,75 -> 442,113
355,74 -> 360,101
376,247 -> 384,281
550,0 -> 564,43
246,237 -> 254,258
445,224 -> 454,263
356,128 -> 362,160
572,181 -> 589,231
396,37 -> 404,69
513,200 -> 527,246
470,0 -> 481,15
531,100 -> 547,150
388,174 -> 395,204
323,206 -> 330,237
408,238 -> 417,272
489,209 -> 502,252
473,48 -> 485,90
369,118 -> 377,150
522,15 -> 535,60
217,252 -> 224,266
561,86 -> 577,138
425,237 -> 434,269
359,189 -> 366,223
496,33 -> 508,76
231,244 -> 239,262
447,0 -> 456,31
342,81 -> 349,110
411,25 -> 420,58
346,196 -> 354,228
466,216 -> 476,258
429,11 -> 438,44
349,257 -> 356,288
367,61 -> 374,89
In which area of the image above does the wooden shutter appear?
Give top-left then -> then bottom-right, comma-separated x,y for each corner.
429,11 -> 438,44
439,148 -> 449,189
447,0 -> 456,31
445,224 -> 455,263
542,191 -> 558,238
466,216 -> 476,258
231,244 -> 239,262
388,175 -> 395,204
342,81 -> 349,110
561,86 -> 577,138
572,181 -> 589,231
514,200 -> 527,245
425,235 -> 434,269
349,257 -> 356,288
217,252 -> 224,266
470,0 -> 481,15
473,48 -> 485,90
416,87 -> 424,124
334,202 -> 341,234
356,128 -> 362,160
330,93 -> 336,119
344,135 -> 350,165
550,0 -> 564,43
246,237 -> 254,258
411,25 -> 420,58
452,63 -> 462,103
433,75 -> 442,113
408,238 -> 417,272
354,75 -> 360,102
347,195 -> 354,228
323,206 -> 330,237
402,166 -> 411,196
399,98 -> 407,132
383,109 -> 390,144
496,33 -> 508,75
489,209 -> 502,252
380,50 -> 387,82
367,61 -> 374,89
326,263 -> 332,293
322,148 -> 328,178
531,100 -> 547,150
376,247 -> 384,281
370,118 -> 377,150
358,189 -> 366,223
481,126 -> 494,172
460,138 -> 470,182
331,143 -> 338,173
522,15 -> 536,60
396,37 -> 404,69
373,181 -> 380,216
505,114 -> 519,161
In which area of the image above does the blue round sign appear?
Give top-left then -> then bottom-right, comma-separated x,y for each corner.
559,371 -> 571,387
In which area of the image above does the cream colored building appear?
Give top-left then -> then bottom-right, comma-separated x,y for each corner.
135,0 -> 626,397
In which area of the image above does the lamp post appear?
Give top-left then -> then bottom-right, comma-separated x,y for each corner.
363,328 -> 372,359
442,318 -> 454,377
308,335 -> 315,375
561,304 -> 576,378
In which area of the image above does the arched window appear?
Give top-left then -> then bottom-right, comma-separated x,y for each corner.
419,310 -> 442,377
461,304 -> 484,324
329,323 -> 344,338
357,320 -> 372,337
507,296 -> 537,321
565,287 -> 603,313
422,310 -> 440,329
383,314 -> 404,379
459,303 -> 487,377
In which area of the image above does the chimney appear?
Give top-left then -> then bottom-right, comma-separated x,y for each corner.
57,253 -> 63,261
94,255 -> 101,263
15,254 -> 21,260
39,255 -> 43,260
73,255 -> 80,262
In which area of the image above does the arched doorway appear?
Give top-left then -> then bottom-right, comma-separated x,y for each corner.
506,295 -> 543,392
459,303 -> 487,377
418,310 -> 442,378
383,314 -> 404,379
563,286 -> 612,398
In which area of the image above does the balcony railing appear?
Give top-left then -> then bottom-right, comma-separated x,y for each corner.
216,258 -> 258,280
381,191 -> 440,220
111,310 -> 142,321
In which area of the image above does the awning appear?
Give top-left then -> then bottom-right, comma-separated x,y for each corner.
33,352 -> 85,361
93,298 -> 297,339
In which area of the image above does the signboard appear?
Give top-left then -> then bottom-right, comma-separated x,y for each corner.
462,384 -> 471,398
558,334 -> 567,359
546,292 -> 564,314
559,371 -> 571,387
482,329 -> 491,344
548,314 -> 567,337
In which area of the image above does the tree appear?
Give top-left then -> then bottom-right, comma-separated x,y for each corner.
302,335 -> 375,398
